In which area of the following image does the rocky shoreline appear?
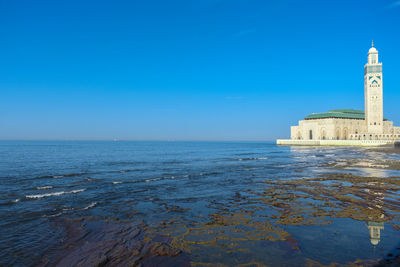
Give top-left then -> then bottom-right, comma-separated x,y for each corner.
38,217 -> 190,267
38,170 -> 400,266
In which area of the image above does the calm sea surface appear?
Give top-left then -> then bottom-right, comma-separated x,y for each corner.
1,141 -> 400,266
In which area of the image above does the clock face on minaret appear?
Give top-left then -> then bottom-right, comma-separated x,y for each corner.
364,42 -> 383,134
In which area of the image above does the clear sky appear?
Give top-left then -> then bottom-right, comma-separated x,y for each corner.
1,0 -> 400,140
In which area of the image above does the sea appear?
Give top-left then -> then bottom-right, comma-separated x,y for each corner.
1,141 -> 400,266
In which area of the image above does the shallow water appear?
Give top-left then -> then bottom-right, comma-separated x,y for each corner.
1,141 -> 400,266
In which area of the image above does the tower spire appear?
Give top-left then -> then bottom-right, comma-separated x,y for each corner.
372,40 -> 374,47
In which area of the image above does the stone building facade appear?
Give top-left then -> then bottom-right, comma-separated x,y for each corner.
290,43 -> 400,141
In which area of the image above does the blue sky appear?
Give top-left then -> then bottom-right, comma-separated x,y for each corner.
1,0 -> 400,140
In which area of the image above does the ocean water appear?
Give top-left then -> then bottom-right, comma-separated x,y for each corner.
1,141 -> 400,266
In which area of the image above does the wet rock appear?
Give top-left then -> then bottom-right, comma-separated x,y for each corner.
149,242 -> 182,257
40,217 -> 190,267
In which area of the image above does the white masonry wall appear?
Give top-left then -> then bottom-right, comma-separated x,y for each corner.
291,118 -> 367,140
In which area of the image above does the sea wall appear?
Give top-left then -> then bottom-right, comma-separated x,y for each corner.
276,139 -> 392,147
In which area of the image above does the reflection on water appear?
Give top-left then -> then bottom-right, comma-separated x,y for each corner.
356,167 -> 396,178
366,182 -> 385,248
368,220 -> 384,247
1,141 -> 400,266
141,171 -> 400,266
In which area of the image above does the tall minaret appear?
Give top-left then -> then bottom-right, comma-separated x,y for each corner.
364,41 -> 383,134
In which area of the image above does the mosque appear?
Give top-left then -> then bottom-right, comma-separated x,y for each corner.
284,42 -> 400,144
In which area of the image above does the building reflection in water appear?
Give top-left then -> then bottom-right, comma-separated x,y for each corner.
287,147 -> 389,248
367,220 -> 384,246
365,180 -> 385,248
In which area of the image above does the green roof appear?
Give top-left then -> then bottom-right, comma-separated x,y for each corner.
329,109 -> 364,114
305,109 -> 388,121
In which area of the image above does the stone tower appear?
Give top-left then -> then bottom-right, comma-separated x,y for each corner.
364,41 -> 383,134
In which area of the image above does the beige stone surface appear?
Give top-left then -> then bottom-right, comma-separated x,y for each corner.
277,139 -> 391,147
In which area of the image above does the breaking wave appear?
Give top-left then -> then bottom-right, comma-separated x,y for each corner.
82,202 -> 97,210
26,189 -> 86,199
36,186 -> 53,190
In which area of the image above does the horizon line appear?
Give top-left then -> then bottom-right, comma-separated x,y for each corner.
0,139 -> 276,142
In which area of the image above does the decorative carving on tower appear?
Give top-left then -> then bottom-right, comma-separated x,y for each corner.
364,41 -> 383,134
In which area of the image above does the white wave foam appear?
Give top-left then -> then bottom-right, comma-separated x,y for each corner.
71,189 -> 85,194
14,199 -> 20,203
26,189 -> 85,199
43,212 -> 63,218
144,174 -> 189,183
52,175 -> 63,178
145,177 -> 161,182
112,181 -> 122,184
36,186 -> 53,190
82,202 -> 97,210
